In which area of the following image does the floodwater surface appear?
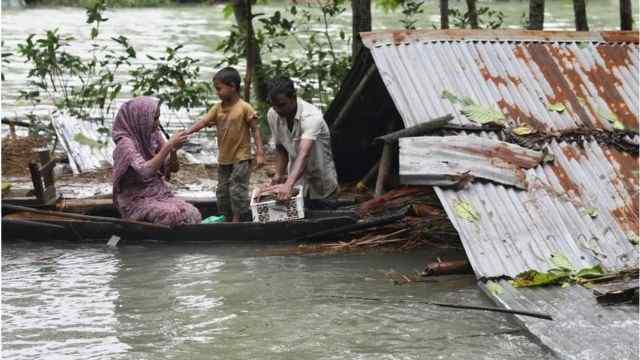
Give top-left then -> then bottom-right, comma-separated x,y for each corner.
2,241 -> 555,359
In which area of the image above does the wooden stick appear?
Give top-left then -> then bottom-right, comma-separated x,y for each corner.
322,295 -> 553,321
293,209 -> 407,243
374,114 -> 453,144
3,203 -> 170,230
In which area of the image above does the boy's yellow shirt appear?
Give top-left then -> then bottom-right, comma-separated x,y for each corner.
206,99 -> 256,165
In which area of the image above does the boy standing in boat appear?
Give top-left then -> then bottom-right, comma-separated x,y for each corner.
187,67 -> 265,222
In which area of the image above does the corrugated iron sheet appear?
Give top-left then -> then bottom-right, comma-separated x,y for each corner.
399,135 -> 545,189
361,29 -> 639,360
49,104 -> 216,174
479,280 -> 639,360
363,30 -> 639,278
363,30 -> 638,132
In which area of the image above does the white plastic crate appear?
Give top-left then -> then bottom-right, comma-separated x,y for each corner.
250,186 -> 305,223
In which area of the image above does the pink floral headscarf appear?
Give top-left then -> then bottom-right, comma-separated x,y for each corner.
111,96 -> 163,205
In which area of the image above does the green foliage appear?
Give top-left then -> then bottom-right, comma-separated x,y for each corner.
449,6 -> 504,29
1,41 -> 12,82
511,253 -> 606,288
216,1 -> 351,111
399,0 -> 424,30
16,0 -> 135,123
129,44 -> 213,112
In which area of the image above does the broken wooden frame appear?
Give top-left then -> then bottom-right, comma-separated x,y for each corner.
28,148 -> 58,206
372,114 -> 454,196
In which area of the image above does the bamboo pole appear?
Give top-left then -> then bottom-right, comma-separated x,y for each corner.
3,203 -> 170,230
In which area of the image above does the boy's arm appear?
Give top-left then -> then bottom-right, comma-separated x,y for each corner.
186,110 -> 215,135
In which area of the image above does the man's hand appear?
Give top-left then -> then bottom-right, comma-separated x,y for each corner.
270,175 -> 287,186
255,152 -> 266,169
271,182 -> 294,201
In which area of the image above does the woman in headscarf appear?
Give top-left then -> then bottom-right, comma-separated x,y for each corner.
112,96 -> 202,226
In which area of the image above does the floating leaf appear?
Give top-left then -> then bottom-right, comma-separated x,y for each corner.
486,280 -> 504,295
513,126 -> 535,136
461,104 -> 505,125
453,200 -> 480,222
550,253 -> 575,271
585,207 -> 598,218
441,90 -> 461,104
548,102 -> 566,113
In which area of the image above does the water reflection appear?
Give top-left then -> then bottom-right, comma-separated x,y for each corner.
2,241 -> 555,359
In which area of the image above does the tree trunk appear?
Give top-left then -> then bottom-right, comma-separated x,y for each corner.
351,0 -> 372,64
440,0 -> 449,29
466,0 -> 479,29
528,0 -> 545,30
620,0 -> 633,30
573,0 -> 589,31
232,0 -> 267,103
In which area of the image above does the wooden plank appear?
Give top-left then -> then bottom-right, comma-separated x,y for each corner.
374,114 -> 453,144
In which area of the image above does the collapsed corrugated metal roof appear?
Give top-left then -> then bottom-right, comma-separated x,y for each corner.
328,29 -> 639,360
357,29 -> 638,278
49,105 -> 216,174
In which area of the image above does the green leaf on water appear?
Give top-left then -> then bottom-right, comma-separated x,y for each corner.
513,126 -> 535,136
453,200 -> 480,222
441,90 -> 462,104
461,104 -> 505,125
550,253 -> 575,271
548,102 -> 566,113
585,207 -> 598,218
486,280 -> 504,295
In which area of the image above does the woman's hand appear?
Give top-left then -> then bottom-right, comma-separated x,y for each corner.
168,131 -> 189,150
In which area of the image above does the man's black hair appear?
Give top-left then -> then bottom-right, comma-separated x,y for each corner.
213,67 -> 241,92
267,77 -> 296,102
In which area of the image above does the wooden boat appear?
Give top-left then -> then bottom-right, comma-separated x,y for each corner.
1,201 -> 363,243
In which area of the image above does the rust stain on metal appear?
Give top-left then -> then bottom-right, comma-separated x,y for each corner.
497,99 -> 548,132
450,143 -> 542,169
479,66 -> 508,87
583,62 -> 639,130
525,43 -> 595,128
612,206 -> 639,236
392,31 -> 408,45
607,149 -> 640,194
562,146 -> 583,162
596,44 -> 633,68
550,163 -> 582,197
600,31 -> 640,43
